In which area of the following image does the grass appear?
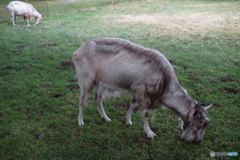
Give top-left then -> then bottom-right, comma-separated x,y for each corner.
0,0 -> 239,159
0,0 -> 138,19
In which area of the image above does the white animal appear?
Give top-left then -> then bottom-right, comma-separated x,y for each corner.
72,38 -> 212,142
7,1 -> 42,26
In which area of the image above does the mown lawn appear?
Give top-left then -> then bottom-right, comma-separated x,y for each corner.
0,0 -> 239,159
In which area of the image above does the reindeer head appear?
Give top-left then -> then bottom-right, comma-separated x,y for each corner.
181,103 -> 212,143
34,13 -> 42,26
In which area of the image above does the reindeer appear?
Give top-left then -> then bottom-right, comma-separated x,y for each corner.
7,1 -> 42,26
72,38 -> 212,142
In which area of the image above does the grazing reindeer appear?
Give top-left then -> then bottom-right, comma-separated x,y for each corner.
72,38 -> 212,142
7,1 -> 42,26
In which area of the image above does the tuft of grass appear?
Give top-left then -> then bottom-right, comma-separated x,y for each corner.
0,0 -> 239,159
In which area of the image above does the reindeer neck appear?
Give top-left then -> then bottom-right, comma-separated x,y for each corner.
161,83 -> 194,119
31,11 -> 39,18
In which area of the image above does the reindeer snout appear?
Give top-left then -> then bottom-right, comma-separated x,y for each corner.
181,132 -> 202,143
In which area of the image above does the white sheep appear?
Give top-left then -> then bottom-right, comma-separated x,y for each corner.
7,1 -> 42,26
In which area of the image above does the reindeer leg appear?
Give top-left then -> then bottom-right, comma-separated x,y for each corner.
78,96 -> 84,126
78,91 -> 90,126
24,14 -> 30,26
11,14 -> 16,26
126,97 -> 137,125
95,90 -> 111,122
131,84 -> 156,139
14,15 -> 17,25
23,15 -> 25,25
27,19 -> 30,26
141,109 -> 156,139
78,76 -> 93,126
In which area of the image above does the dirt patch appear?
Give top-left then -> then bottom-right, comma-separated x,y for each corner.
93,131 -> 101,136
35,57 -> 42,60
62,103 -> 73,107
20,65 -> 33,70
67,79 -> 76,83
42,43 -> 58,48
41,84 -> 54,89
67,84 -> 79,90
223,87 -> 238,94
115,12 -> 239,33
17,44 -> 33,48
49,93 -> 63,98
2,66 -> 13,71
115,102 -> 131,111
217,77 -> 236,83
186,2 -> 234,8
60,61 -> 72,67
174,66 -> 189,74
12,50 -> 21,54
70,94 -> 77,100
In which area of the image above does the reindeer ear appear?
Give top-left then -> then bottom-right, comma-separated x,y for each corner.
204,104 -> 213,112
193,109 -> 199,117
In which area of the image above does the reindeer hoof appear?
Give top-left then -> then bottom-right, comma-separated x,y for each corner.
101,117 -> 111,122
149,136 -> 156,140
150,137 -> 155,140
146,129 -> 156,140
78,121 -> 84,126
126,120 -> 133,125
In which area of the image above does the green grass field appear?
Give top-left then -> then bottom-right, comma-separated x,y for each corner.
0,0 -> 239,159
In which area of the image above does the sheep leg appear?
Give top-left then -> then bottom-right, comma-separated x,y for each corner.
126,97 -> 137,125
141,109 -> 156,139
11,14 -> 16,26
95,92 -> 111,122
